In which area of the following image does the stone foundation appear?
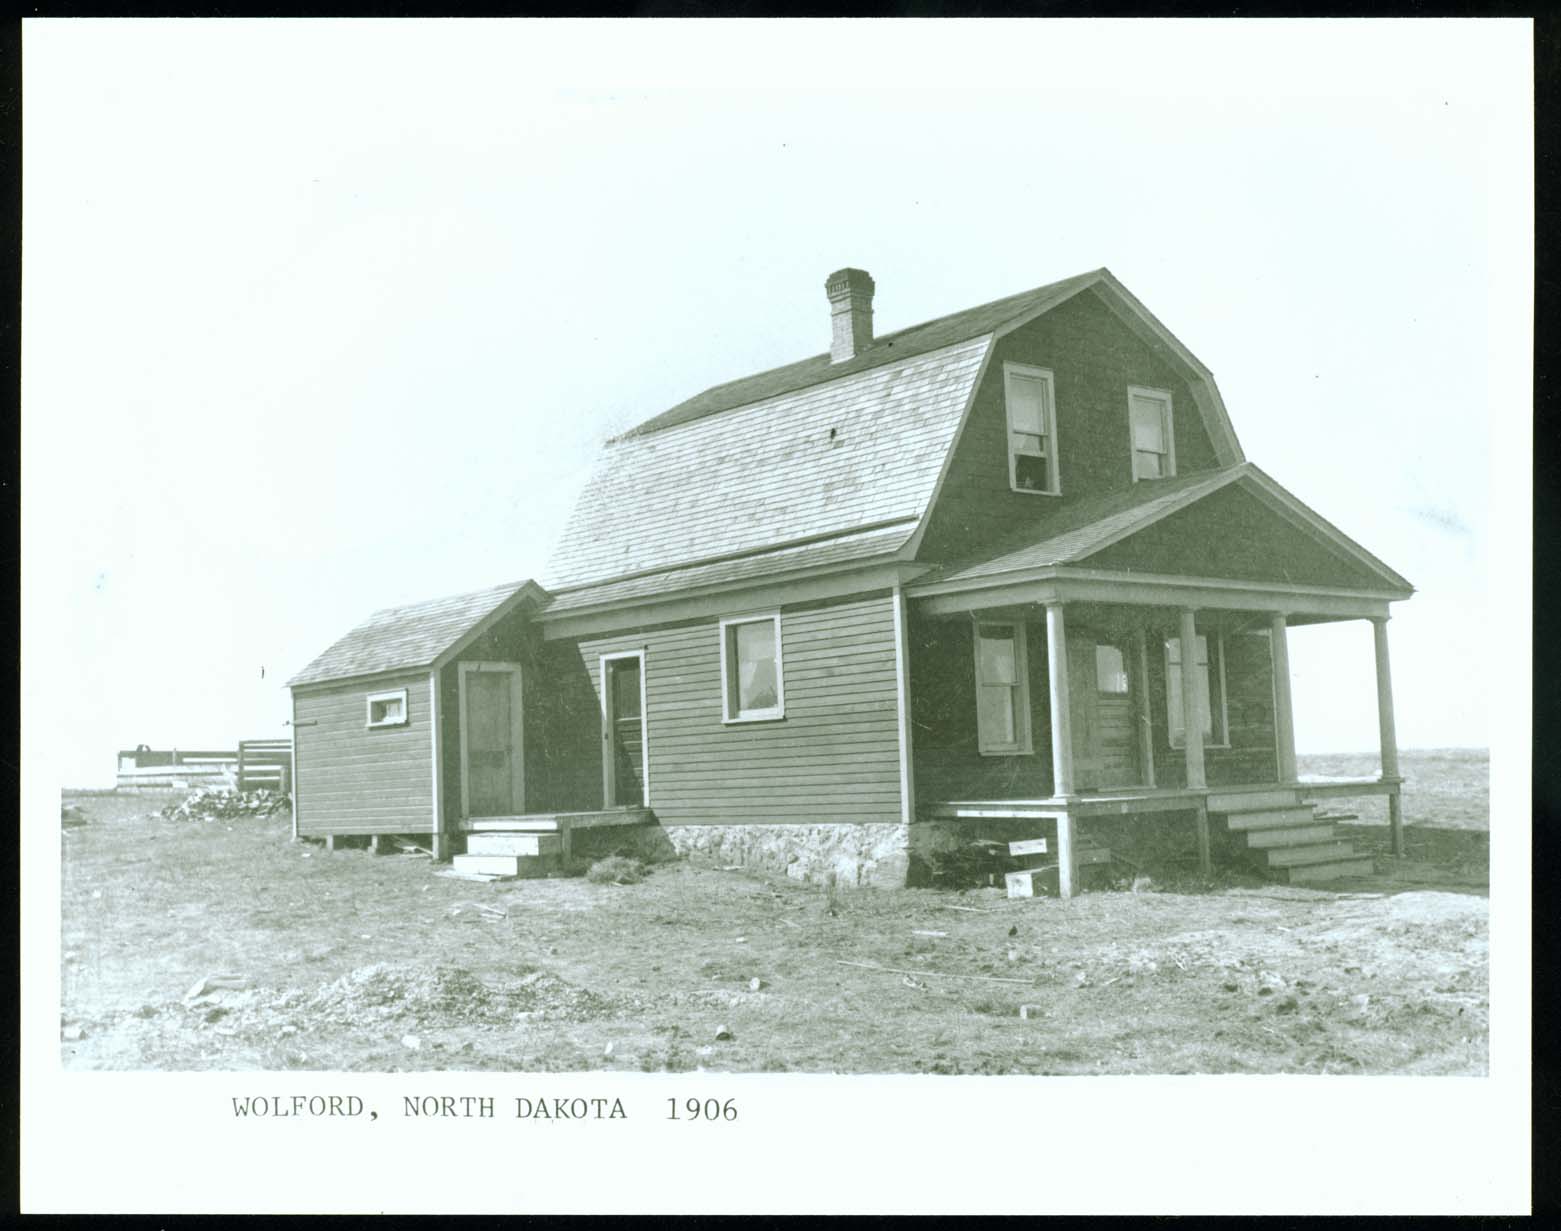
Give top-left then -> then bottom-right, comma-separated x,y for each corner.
662,822 -> 910,889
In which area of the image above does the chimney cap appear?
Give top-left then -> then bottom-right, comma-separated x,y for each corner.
825,268 -> 875,299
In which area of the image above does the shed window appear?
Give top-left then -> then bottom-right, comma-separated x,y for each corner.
1004,363 -> 1060,495
721,613 -> 784,722
974,620 -> 1033,755
366,688 -> 408,728
1129,387 -> 1175,480
1165,634 -> 1228,747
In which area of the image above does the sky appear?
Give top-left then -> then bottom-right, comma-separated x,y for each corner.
22,19 -> 1531,786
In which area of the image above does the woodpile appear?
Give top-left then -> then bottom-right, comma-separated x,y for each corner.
159,788 -> 291,823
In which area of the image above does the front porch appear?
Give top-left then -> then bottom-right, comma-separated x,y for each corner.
903,574 -> 1407,897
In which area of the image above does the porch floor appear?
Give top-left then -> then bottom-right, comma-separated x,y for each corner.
927,776 -> 1399,820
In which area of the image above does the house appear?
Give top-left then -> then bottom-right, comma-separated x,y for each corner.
287,266 -> 1413,894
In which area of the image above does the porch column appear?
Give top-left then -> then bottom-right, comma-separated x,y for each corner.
1269,612 -> 1299,784
1133,628 -> 1156,788
1372,616 -> 1405,857
1045,603 -> 1075,797
1178,608 -> 1207,791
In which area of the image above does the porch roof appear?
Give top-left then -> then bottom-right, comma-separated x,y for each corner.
912,463 -> 1413,598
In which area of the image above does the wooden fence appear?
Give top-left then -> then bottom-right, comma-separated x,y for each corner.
115,741 -> 292,792
237,739 -> 293,793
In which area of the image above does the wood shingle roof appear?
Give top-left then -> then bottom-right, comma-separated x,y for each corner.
544,335 -> 990,591
288,579 -> 543,688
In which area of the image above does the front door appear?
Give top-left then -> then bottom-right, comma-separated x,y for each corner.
459,662 -> 524,817
602,654 -> 646,807
1068,632 -> 1143,791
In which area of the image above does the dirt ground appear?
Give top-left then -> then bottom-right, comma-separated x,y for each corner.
58,789 -> 1487,1075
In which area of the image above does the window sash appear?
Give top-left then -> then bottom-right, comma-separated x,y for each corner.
1004,364 -> 1059,494
974,621 -> 1030,754
1128,388 -> 1174,480
721,614 -> 784,721
1166,634 -> 1225,746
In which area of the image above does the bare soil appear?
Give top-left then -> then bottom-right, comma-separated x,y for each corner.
59,789 -> 1487,1075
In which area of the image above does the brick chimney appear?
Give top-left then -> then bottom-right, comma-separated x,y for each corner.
825,268 -> 875,363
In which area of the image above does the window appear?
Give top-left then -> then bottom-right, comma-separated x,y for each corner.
1003,363 -> 1060,495
366,688 -> 408,728
1128,386 -> 1175,480
1165,634 -> 1228,747
720,613 -> 784,722
974,620 -> 1033,755
1095,643 -> 1130,696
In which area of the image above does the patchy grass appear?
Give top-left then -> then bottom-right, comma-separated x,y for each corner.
586,855 -> 647,886
59,784 -> 1488,1075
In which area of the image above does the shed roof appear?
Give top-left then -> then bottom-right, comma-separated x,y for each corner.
288,579 -> 545,688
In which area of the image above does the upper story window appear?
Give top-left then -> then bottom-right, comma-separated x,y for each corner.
1165,633 -> 1228,748
974,619 -> 1033,755
1003,362 -> 1060,496
720,612 -> 784,723
1128,386 -> 1176,480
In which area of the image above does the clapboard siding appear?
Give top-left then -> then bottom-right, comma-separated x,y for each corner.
544,591 -> 905,825
917,289 -> 1220,564
294,671 -> 433,835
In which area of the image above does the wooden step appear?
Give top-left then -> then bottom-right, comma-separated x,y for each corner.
1282,855 -> 1376,884
463,817 -> 560,833
451,853 -> 560,878
1207,789 -> 1301,813
1259,840 -> 1357,868
1243,823 -> 1338,849
1224,807 -> 1317,831
465,832 -> 562,857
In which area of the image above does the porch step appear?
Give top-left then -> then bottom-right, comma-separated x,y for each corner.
451,852 -> 561,879
1281,855 -> 1376,884
457,807 -> 654,834
1258,840 -> 1357,868
465,832 -> 562,857
1224,807 -> 1317,831
1222,802 -> 1374,886
1243,822 -> 1339,848
1207,788 -> 1302,814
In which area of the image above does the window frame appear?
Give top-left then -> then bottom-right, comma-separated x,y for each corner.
719,611 -> 786,724
1002,361 -> 1061,497
365,687 -> 409,729
972,617 -> 1035,757
1127,385 -> 1177,482
1164,632 -> 1230,749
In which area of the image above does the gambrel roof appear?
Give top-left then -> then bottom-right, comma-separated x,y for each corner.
545,268 -> 1247,596
288,579 -> 546,688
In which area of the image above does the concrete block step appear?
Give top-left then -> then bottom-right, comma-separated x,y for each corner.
1243,823 -> 1338,849
1282,856 -> 1376,884
1259,840 -> 1357,868
451,853 -> 560,878
1208,789 -> 1301,814
465,832 -> 562,857
1224,807 -> 1318,831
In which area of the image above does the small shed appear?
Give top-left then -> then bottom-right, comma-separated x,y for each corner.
286,579 -> 547,855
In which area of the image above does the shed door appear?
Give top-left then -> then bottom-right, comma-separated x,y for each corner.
603,655 -> 645,807
459,663 -> 524,817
